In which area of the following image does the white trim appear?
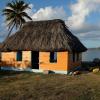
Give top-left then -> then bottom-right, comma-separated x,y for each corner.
53,70 -> 69,74
25,68 -> 43,73
1,67 -> 43,73
1,67 -> 69,74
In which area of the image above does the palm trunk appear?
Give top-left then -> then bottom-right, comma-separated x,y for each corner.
6,24 -> 15,41
1,24 -> 15,50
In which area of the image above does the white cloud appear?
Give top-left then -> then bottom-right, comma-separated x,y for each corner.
65,0 -> 100,47
70,23 -> 100,34
77,30 -> 100,41
67,0 -> 100,30
25,4 -> 36,16
32,6 -> 67,21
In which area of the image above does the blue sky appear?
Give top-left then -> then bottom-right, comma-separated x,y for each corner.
0,0 -> 100,48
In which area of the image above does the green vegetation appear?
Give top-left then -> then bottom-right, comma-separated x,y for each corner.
0,70 -> 100,100
2,0 -> 32,39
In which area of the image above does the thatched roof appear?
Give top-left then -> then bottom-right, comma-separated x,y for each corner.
1,19 -> 87,52
0,43 -> 3,49
0,43 -> 3,61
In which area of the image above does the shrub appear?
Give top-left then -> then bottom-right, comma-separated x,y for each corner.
93,58 -> 100,66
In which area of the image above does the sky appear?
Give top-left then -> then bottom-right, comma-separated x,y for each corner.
0,0 -> 100,48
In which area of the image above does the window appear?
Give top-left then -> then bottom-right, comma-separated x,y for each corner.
50,52 -> 57,63
16,51 -> 22,61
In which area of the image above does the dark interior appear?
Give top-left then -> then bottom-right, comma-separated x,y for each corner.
50,52 -> 57,63
16,51 -> 22,61
31,51 -> 39,69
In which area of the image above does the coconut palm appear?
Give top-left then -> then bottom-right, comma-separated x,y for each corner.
2,0 -> 32,39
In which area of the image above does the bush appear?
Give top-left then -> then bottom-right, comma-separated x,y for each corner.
81,60 -> 100,72
93,58 -> 100,66
81,61 -> 95,71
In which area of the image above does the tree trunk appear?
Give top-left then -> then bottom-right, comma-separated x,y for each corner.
1,24 -> 15,50
6,24 -> 15,41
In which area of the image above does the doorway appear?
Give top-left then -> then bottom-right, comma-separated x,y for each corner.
31,51 -> 39,69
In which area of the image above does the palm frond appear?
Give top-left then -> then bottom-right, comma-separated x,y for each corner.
7,2 -> 15,9
21,4 -> 29,11
6,13 -> 15,22
3,8 -> 14,13
7,19 -> 15,30
21,12 -> 32,20
2,0 -> 32,39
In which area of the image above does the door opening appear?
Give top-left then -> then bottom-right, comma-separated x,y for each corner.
31,51 -> 39,69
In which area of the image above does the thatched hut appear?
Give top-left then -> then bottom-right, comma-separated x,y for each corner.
1,19 -> 87,74
0,43 -> 3,61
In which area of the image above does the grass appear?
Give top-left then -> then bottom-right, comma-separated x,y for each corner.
0,70 -> 100,100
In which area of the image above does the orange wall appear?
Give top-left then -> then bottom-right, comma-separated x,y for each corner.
2,52 -> 16,62
1,51 -> 82,71
1,51 -> 31,68
22,51 -> 31,61
39,52 -> 68,71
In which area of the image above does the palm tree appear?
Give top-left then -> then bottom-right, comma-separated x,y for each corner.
2,0 -> 32,39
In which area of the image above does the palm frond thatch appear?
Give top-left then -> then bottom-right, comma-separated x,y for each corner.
1,19 -> 87,52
